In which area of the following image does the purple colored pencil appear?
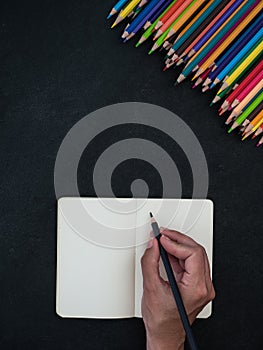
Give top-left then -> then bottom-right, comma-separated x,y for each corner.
125,0 -> 170,38
206,14 -> 263,83
146,0 -> 172,28
191,0 -> 261,72
190,0 -> 244,55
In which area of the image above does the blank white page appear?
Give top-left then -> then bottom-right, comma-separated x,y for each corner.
134,199 -> 213,318
56,197 -> 136,318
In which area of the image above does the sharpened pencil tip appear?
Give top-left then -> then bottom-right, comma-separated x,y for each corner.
135,42 -> 140,48
107,14 -> 112,19
148,49 -> 153,55
111,22 -> 117,29
228,128 -> 233,134
149,212 -> 153,218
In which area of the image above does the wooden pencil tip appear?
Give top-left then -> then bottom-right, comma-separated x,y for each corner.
111,22 -> 117,29
149,212 -> 153,218
163,66 -> 168,72
228,128 -> 233,134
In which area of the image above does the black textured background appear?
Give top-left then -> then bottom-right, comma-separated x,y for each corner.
1,1 -> 263,349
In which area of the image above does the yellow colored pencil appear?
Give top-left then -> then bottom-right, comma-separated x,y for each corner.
218,41 -> 263,93
111,0 -> 141,28
242,114 -> 263,141
193,1 -> 263,77
183,3 -> 242,72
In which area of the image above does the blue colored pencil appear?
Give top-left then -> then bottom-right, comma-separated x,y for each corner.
188,0 -> 244,57
143,0 -> 172,30
122,0 -> 170,40
177,0 -> 256,83
167,0 -> 223,57
107,0 -> 130,19
211,12 -> 263,70
204,17 -> 263,86
210,36 -> 263,88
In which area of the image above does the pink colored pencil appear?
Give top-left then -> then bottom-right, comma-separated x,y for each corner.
231,73 -> 263,108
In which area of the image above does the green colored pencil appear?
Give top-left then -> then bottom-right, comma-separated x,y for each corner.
136,0 -> 177,47
149,0 -> 198,54
177,0 -> 256,83
228,91 -> 263,133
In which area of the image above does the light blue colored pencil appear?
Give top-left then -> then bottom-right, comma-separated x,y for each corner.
107,0 -> 130,19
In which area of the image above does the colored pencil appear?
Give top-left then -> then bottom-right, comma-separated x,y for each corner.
252,122 -> 263,139
187,0 -> 244,58
209,29 -> 263,87
143,0 -> 173,30
232,76 -> 263,108
154,0 -> 195,40
107,0 -> 130,19
122,0 -> 169,40
167,0 -> 226,58
193,6 -> 261,80
256,135 -> 263,147
178,0 -> 237,61
226,90 -> 263,125
111,0 -> 142,28
155,0 -> 186,30
228,91 -> 263,133
176,0 -> 256,84
136,0 -> 177,46
219,41 -> 263,93
165,0 -> 208,41
203,13 -> 263,86
219,61 -> 263,110
107,0 -> 263,148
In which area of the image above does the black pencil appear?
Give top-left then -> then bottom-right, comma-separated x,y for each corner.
149,212 -> 198,350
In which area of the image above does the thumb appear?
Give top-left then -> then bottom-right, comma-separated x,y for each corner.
141,238 -> 162,290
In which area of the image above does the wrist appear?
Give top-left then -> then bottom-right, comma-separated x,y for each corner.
146,334 -> 185,350
146,328 -> 185,350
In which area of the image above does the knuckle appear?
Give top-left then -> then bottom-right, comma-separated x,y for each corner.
195,285 -> 209,300
209,286 -> 216,301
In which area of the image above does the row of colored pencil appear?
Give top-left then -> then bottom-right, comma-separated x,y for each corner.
107,0 -> 263,147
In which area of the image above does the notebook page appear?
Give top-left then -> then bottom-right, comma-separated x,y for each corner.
57,197 -> 137,318
134,199 -> 213,318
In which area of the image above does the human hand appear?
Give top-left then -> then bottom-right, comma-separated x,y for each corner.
141,229 -> 215,350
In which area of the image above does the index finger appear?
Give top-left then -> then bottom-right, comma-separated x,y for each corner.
160,228 -> 199,247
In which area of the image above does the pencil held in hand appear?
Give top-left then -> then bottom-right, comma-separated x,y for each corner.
149,212 -> 198,350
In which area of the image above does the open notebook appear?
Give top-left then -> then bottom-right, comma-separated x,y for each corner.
56,197 -> 213,319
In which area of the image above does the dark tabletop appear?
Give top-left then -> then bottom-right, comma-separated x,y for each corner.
1,1 -> 262,349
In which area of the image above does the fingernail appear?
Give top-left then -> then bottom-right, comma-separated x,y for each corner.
147,238 -> 154,248
162,235 -> 171,241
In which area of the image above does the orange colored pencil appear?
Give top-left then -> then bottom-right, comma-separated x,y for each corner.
178,0 -> 236,59
155,0 -> 186,30
154,0 -> 193,39
193,1 -> 263,78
